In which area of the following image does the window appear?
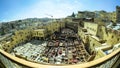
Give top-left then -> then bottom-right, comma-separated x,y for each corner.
117,38 -> 119,41
112,35 -> 114,38
93,43 -> 95,47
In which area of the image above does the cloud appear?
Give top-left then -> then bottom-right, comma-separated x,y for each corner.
13,0 -> 83,19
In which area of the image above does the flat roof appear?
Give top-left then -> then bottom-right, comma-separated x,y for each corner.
91,36 -> 100,41
34,29 -> 45,32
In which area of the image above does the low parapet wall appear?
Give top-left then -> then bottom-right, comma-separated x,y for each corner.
0,48 -> 120,68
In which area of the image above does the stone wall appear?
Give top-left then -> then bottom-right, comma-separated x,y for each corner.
84,22 -> 98,36
92,51 -> 120,68
0,53 -> 26,68
107,29 -> 120,45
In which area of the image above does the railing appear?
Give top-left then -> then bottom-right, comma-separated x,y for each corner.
0,48 -> 120,68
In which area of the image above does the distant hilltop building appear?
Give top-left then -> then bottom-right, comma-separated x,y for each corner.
77,11 -> 95,19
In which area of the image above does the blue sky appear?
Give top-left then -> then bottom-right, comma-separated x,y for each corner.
0,0 -> 120,22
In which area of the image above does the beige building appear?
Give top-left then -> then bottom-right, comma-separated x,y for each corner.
32,29 -> 47,39
0,21 -> 65,53
116,6 -> 120,23
110,12 -> 116,23
78,21 -> 120,60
